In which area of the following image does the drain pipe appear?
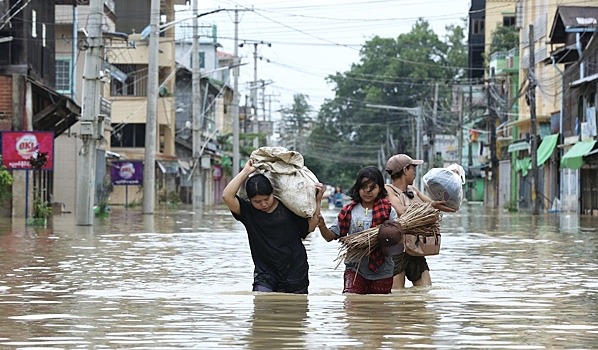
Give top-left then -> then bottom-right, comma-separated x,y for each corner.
575,32 -> 585,79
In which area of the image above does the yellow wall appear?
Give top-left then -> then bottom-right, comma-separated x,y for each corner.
517,0 -> 592,135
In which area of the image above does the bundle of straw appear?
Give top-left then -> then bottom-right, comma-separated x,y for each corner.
336,203 -> 441,264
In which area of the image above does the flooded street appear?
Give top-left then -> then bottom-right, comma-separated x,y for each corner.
0,203 -> 597,349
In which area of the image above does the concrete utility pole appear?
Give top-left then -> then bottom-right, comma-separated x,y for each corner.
191,0 -> 203,208
366,104 -> 423,187
142,0 -> 160,214
232,8 -> 240,176
240,40 -> 270,149
429,82 -> 438,166
458,90 -> 464,165
76,0 -> 103,226
488,70 -> 499,208
252,43 -> 259,149
528,24 -> 540,215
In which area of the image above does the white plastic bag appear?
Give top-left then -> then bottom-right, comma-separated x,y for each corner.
422,165 -> 464,211
241,147 -> 320,218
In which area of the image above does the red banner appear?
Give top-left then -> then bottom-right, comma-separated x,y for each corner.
1,131 -> 54,170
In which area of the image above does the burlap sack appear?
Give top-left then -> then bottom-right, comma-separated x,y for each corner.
241,147 -> 319,218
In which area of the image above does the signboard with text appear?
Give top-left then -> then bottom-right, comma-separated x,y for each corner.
111,160 -> 143,185
1,131 -> 54,170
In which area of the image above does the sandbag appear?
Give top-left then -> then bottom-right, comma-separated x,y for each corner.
422,165 -> 464,211
242,147 -> 320,218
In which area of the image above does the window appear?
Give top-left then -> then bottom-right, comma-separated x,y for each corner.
55,58 -> 71,93
110,64 -> 148,96
31,10 -> 37,38
503,16 -> 516,27
111,124 -> 146,147
472,18 -> 485,35
190,52 -> 206,69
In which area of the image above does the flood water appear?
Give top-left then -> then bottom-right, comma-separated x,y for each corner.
0,203 -> 597,349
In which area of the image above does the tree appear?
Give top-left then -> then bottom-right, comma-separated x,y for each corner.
279,94 -> 313,153
303,19 -> 467,187
489,25 -> 519,55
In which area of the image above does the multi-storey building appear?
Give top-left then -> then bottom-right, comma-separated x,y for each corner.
0,0 -> 81,218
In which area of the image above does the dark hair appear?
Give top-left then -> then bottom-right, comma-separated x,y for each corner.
245,174 -> 274,198
348,166 -> 388,202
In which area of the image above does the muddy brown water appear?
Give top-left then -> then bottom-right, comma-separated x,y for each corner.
0,204 -> 596,348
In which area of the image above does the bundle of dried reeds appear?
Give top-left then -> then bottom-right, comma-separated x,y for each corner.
336,203 -> 441,264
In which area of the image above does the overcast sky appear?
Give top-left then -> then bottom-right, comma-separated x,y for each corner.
175,0 -> 471,117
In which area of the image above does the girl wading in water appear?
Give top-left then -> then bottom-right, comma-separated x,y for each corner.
319,166 -> 398,294
222,159 -> 323,294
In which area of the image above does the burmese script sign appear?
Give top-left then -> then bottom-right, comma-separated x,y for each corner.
1,131 -> 54,170
111,160 -> 143,185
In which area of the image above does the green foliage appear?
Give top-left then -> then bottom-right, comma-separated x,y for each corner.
302,18 -> 467,187
0,162 -> 13,201
96,176 -> 112,216
160,191 -> 181,208
33,197 -> 52,219
489,25 -> 519,55
279,94 -> 313,152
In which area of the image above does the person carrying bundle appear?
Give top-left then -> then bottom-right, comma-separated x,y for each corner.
318,166 -> 398,294
222,159 -> 324,294
384,154 -> 455,289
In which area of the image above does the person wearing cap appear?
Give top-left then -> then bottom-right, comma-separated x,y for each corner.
384,153 -> 455,288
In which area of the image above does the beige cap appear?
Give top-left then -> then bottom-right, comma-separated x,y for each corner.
386,154 -> 423,176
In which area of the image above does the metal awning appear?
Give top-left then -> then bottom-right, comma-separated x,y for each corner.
505,115 -> 551,128
29,78 -> 81,136
508,141 -> 530,153
560,140 -> 597,169
157,160 -> 179,174
570,73 -> 598,88
536,134 -> 559,166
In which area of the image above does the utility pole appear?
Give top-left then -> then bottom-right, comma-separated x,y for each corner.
240,41 -> 270,149
232,8 -> 240,176
528,24 -> 540,215
488,70 -> 498,208
429,82 -> 438,167
191,0 -> 202,208
76,0 -> 103,226
142,0 -> 160,214
458,89 -> 464,165
366,104 -> 422,187
416,106 -> 423,189
252,43 -> 259,149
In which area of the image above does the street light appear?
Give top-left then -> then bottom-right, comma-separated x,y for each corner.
366,103 -> 423,188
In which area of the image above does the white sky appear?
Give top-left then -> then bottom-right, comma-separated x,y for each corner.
175,0 -> 471,117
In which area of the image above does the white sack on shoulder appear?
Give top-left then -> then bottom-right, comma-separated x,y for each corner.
247,147 -> 319,218
422,167 -> 464,211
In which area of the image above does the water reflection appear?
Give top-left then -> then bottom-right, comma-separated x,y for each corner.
0,204 -> 596,348
248,294 -> 309,349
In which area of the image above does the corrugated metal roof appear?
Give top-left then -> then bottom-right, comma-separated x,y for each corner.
550,6 -> 598,43
557,6 -> 598,28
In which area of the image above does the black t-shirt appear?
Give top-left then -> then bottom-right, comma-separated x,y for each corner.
233,196 -> 310,292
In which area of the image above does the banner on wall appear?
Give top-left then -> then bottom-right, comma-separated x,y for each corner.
1,131 -> 54,170
110,160 -> 144,185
